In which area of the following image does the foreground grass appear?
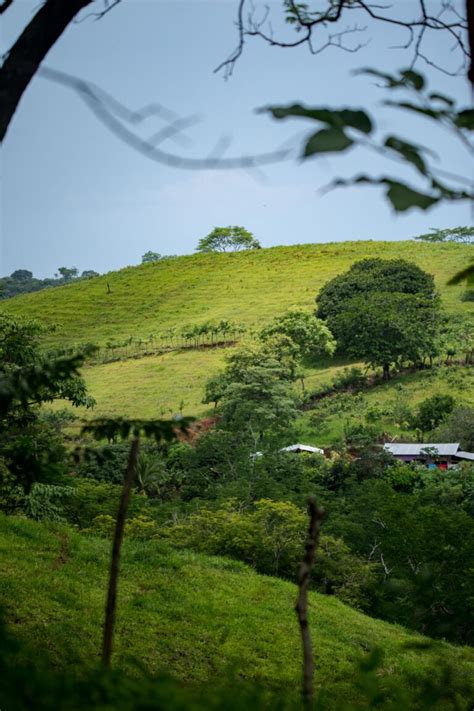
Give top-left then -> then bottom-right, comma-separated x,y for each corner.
1,515 -> 474,709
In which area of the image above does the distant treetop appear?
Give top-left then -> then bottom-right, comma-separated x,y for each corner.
141,251 -> 162,264
414,226 -> 474,244
10,269 -> 33,282
196,226 -> 261,253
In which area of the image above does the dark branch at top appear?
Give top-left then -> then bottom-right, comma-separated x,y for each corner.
0,0 -> 123,142
0,0 -> 14,15
215,0 -> 470,83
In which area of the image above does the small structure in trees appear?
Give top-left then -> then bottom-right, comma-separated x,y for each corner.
280,443 -> 325,455
383,442 -> 474,468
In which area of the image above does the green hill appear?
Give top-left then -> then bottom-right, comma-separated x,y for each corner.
1,240 -> 472,423
1,515 -> 474,708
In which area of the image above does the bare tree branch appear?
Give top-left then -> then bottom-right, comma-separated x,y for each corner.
216,0 -> 470,83
0,0 -> 14,14
466,0 -> 474,86
295,496 -> 324,708
77,0 -> 123,22
38,66 -> 295,170
0,0 -> 96,142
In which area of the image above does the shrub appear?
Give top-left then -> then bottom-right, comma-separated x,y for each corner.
63,478 -> 146,528
24,483 -> 75,522
165,499 -> 374,609
332,366 -> 367,391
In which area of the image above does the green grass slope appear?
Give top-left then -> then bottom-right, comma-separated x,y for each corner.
297,365 -> 474,447
1,515 -> 474,707
2,241 -> 471,348
2,241 -> 472,422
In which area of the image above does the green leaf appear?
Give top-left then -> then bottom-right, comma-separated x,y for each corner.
81,416 -> 193,442
354,68 -> 399,87
447,262 -> 474,286
355,67 -> 425,91
383,100 -> 445,121
337,109 -> 373,134
263,104 -> 372,133
454,109 -> 474,131
324,175 -> 439,212
303,128 -> 353,156
384,136 -> 428,175
400,70 -> 425,91
428,92 -> 454,106
384,181 -> 437,211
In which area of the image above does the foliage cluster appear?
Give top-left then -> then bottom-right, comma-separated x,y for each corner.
316,258 -> 440,378
0,266 -> 99,300
196,226 -> 261,253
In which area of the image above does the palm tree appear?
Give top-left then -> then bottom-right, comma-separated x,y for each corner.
135,453 -> 166,498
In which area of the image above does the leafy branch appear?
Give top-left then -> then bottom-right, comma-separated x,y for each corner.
262,68 -> 473,212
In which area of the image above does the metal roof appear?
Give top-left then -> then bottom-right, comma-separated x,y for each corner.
281,443 -> 324,454
384,443 -> 460,457
455,451 -> 474,461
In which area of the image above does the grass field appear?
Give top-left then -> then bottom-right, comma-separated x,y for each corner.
2,514 -> 474,707
2,240 -> 472,425
2,241 -> 471,349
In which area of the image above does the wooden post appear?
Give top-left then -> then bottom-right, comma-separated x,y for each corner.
102,436 -> 140,666
295,496 -> 324,708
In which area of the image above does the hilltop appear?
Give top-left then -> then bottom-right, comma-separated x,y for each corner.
1,515 -> 474,708
2,241 -> 471,347
1,240 -> 472,424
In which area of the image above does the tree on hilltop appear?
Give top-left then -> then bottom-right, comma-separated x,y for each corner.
196,227 -> 261,253
57,266 -> 78,281
10,270 -> 33,282
414,227 -> 474,245
141,251 -> 162,264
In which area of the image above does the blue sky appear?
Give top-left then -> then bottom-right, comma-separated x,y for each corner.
1,0 -> 472,278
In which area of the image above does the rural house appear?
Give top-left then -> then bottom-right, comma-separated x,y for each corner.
383,443 -> 474,469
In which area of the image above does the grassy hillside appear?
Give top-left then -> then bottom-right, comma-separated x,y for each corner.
2,240 -> 472,423
2,241 -> 471,348
297,365 -> 474,447
2,514 -> 474,707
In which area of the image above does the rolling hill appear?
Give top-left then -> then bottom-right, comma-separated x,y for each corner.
1,240 -> 472,426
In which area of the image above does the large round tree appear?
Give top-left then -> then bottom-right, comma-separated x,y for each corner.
315,259 -> 440,378
316,258 -> 436,323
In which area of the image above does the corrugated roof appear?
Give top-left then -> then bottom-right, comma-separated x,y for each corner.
455,451 -> 474,461
384,443 -> 460,456
281,444 -> 324,454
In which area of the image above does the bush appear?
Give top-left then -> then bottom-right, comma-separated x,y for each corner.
165,499 -> 374,609
76,443 -> 131,484
63,478 -> 146,528
24,483 -> 75,522
332,366 -> 367,391
84,513 -> 159,540
343,422 -> 382,449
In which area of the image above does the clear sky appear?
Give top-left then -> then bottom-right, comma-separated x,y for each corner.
1,0 -> 472,278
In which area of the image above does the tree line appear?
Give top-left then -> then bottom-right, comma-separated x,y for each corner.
0,266 -> 99,300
